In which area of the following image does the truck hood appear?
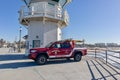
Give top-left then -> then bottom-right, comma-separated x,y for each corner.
31,48 -> 48,52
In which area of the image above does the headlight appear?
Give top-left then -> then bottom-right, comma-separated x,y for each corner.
30,50 -> 37,53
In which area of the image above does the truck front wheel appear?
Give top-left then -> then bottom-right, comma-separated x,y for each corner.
74,53 -> 82,62
36,55 -> 47,65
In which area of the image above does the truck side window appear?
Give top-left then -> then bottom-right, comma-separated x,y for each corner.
53,44 -> 61,48
61,43 -> 71,48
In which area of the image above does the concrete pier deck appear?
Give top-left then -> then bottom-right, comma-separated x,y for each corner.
0,49 -> 120,80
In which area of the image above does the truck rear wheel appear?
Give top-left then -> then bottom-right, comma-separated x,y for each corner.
36,55 -> 47,65
74,53 -> 82,62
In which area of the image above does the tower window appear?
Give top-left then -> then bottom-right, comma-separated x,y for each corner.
48,3 -> 55,6
52,0 -> 59,2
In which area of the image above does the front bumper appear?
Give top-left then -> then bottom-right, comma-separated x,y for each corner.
28,53 -> 37,60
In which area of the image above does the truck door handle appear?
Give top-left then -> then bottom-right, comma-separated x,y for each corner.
52,50 -> 60,54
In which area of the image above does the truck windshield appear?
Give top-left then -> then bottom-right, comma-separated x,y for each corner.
75,42 -> 84,48
45,42 -> 53,48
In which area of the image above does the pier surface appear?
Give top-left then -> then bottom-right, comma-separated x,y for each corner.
0,48 -> 120,80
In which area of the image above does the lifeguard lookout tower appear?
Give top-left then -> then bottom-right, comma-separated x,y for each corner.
19,0 -> 71,55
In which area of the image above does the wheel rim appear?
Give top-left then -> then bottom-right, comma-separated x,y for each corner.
39,56 -> 46,64
76,54 -> 81,60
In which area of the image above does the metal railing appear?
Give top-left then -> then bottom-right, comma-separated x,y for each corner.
19,5 -> 69,25
89,48 -> 120,69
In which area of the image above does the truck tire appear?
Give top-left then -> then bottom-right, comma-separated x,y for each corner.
74,53 -> 82,62
36,55 -> 47,65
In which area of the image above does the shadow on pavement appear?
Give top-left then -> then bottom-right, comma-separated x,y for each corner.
0,61 -> 37,69
0,54 -> 28,61
0,53 -> 37,69
0,53 -> 75,69
47,59 -> 75,65
0,60 -> 75,69
86,59 -> 120,80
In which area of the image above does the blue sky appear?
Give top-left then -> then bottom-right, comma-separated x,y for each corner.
0,0 -> 120,44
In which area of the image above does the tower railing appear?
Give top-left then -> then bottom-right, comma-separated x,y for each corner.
63,10 -> 69,25
19,3 -> 69,25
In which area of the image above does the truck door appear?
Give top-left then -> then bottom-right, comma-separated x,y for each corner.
60,42 -> 72,56
48,42 -> 72,58
48,43 -> 61,58
51,42 -> 72,57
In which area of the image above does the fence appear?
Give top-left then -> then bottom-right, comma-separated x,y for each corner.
89,48 -> 120,69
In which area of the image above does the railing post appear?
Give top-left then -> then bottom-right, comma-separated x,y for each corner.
119,53 -> 120,58
106,50 -> 108,64
55,5 -> 57,19
44,2 -> 46,16
95,48 -> 97,58
19,6 -> 24,18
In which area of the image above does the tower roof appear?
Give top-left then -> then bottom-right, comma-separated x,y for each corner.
22,0 -> 72,7
22,0 -> 31,6
59,0 -> 72,7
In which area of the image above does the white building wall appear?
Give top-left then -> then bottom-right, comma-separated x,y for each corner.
27,21 -> 61,49
57,27 -> 62,40
43,22 -> 58,47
